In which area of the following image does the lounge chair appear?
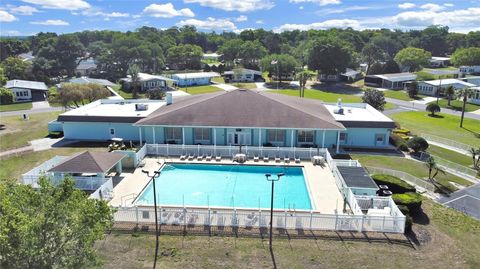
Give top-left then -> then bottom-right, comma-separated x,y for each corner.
275,155 -> 281,163
294,156 -> 301,163
161,211 -> 171,224
172,211 -> 185,225
197,155 -> 204,161
245,213 -> 258,228
206,154 -> 212,161
180,153 -> 187,160
215,155 -> 222,162
263,155 -> 269,162
187,213 -> 198,227
253,155 -> 260,162
284,155 -> 290,163
188,154 -> 195,161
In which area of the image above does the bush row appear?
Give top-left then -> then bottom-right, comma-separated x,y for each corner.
372,174 -> 416,194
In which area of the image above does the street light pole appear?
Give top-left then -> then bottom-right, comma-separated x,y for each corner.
142,170 -> 161,269
265,172 -> 284,250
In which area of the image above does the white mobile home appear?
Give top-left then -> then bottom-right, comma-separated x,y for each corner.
459,66 -> 480,75
4,79 -> 48,102
223,68 -> 264,82
364,73 -> 417,89
429,57 -> 451,68
417,79 -> 475,96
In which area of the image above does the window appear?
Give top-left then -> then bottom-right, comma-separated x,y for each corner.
375,134 -> 385,145
339,133 -> 347,142
267,129 -> 285,143
194,128 -> 211,142
109,128 -> 115,136
165,127 -> 182,141
16,92 -> 20,97
297,130 -> 314,143
142,211 -> 150,219
24,91 -> 28,96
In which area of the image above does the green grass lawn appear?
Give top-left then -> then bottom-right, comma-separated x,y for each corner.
383,90 -> 427,101
352,154 -> 472,192
390,111 -> 480,146
428,144 -> 473,167
94,198 -> 480,268
270,89 -> 362,103
0,102 -> 33,112
430,99 -> 480,112
180,85 -> 222,95
211,76 -> 225,84
0,111 -> 61,151
384,102 -> 397,110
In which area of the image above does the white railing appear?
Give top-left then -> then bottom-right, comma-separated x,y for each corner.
90,178 -> 114,200
112,206 -> 405,233
22,173 -> 108,191
364,166 -> 435,192
146,144 -> 328,160
429,155 -> 479,179
421,133 -> 472,153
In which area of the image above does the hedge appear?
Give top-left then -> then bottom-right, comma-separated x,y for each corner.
392,128 -> 410,136
389,133 -> 408,151
392,192 -> 422,213
372,174 -> 416,194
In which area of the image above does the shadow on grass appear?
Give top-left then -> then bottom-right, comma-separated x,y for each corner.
461,127 -> 480,138
427,114 -> 444,118
311,83 -> 363,95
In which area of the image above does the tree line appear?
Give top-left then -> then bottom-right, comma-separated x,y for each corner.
1,25 -> 480,84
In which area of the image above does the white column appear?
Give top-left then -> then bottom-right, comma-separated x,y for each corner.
322,130 -> 326,148
182,127 -> 185,145
213,128 -> 217,146
336,131 -> 340,153
258,129 -> 261,147
290,130 -> 294,148
138,127 -> 143,146
152,127 -> 156,144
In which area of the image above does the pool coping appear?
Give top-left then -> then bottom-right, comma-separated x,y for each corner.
133,161 -> 316,212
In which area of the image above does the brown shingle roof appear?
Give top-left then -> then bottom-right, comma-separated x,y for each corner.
48,151 -> 126,174
136,90 -> 345,130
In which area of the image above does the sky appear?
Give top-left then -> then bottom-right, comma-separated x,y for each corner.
1,0 -> 479,36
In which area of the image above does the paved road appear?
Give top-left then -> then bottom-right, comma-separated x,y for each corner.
438,183 -> 480,220
385,97 -> 480,120
0,106 -> 63,117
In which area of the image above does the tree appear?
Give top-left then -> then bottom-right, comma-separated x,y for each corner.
166,44 -> 203,70
457,87 -> 475,127
0,39 -> 29,61
361,43 -> 385,73
0,66 -> 7,85
307,35 -> 353,76
82,83 -> 111,102
394,47 -> 431,72
147,89 -> 166,100
1,56 -> 30,80
366,62 -> 384,75
0,177 -> 113,268
383,59 -> 401,74
451,47 -> 480,67
218,39 -> 244,62
55,35 -> 86,76
127,64 -> 141,98
296,69 -> 315,98
425,156 -> 445,185
0,87 -> 14,104
407,81 -> 418,98
239,40 -> 267,68
445,85 -> 455,106
419,25 -> 449,57
260,54 -> 299,84
426,103 -> 441,116
371,35 -> 403,59
362,88 -> 386,111
407,136 -> 429,153
57,83 -> 85,107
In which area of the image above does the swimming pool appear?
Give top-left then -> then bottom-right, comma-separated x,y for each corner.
135,163 -> 313,210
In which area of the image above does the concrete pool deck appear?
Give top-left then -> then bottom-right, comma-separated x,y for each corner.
109,157 -> 344,214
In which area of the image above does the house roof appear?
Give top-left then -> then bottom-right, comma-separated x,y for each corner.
68,77 -> 116,87
341,68 -> 361,77
371,72 -> 417,82
172,72 -> 220,79
5,80 -> 48,91
76,58 -> 97,70
48,151 -> 125,174
121,72 -> 177,83
136,89 -> 345,130
224,68 -> 262,75
421,79 -> 476,87
337,166 -> 379,190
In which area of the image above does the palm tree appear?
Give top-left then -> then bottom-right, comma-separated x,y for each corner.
127,64 -> 141,99
470,147 -> 480,169
296,70 -> 315,98
457,87 -> 474,128
445,85 -> 455,107
425,156 -> 445,186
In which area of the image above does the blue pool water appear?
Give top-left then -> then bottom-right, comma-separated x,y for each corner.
135,163 -> 312,210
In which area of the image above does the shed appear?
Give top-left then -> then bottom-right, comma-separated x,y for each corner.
337,166 -> 379,196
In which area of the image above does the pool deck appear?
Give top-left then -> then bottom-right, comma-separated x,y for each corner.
109,157 -> 344,214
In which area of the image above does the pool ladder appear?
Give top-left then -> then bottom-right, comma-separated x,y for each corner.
121,193 -> 138,206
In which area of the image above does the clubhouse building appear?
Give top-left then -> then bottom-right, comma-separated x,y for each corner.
49,90 -> 395,153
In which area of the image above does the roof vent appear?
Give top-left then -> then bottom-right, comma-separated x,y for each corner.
333,107 -> 344,114
135,104 -> 149,111
337,98 -> 342,108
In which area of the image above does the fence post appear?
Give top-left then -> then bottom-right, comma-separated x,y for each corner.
135,206 -> 139,226
309,211 -> 313,230
284,210 -> 287,229
359,215 -> 365,232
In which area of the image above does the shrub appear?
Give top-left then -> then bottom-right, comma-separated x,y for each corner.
389,133 -> 409,151
392,128 -> 410,135
362,88 -> 386,111
0,87 -> 14,105
396,205 -> 410,216
146,89 -> 165,100
372,174 -> 416,194
407,136 -> 429,153
48,131 -> 64,138
392,192 -> 423,213
426,103 -> 441,116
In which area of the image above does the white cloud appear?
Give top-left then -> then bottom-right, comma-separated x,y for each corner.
184,0 -> 274,12
80,8 -> 130,18
299,6 -> 304,10
177,17 -> 237,31
2,30 -> 21,36
10,5 -> 39,15
107,12 -> 129,18
289,0 -> 341,6
444,3 -> 454,7
392,7 -> 480,30
144,3 -> 194,18
274,19 -> 360,32
22,0 -> 90,10
31,19 -> 69,25
398,3 -> 415,9
0,10 -> 17,22
256,20 -> 264,24
235,15 -> 247,22
420,3 -> 445,12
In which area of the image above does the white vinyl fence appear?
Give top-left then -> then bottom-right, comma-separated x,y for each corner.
421,133 -> 472,153
364,166 -> 435,192
113,206 -> 405,233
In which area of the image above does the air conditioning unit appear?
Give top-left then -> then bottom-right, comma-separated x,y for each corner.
135,104 -> 149,111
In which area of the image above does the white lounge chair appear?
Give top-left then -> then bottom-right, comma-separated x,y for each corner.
197,155 -> 204,161
263,155 -> 269,162
275,156 -> 281,163
188,154 -> 195,161
215,155 -> 222,162
284,155 -> 290,163
180,153 -> 187,160
253,155 -> 260,162
206,154 -> 212,161
294,156 -> 301,163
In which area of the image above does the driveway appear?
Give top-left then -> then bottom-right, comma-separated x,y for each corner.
31,101 -> 51,109
212,83 -> 238,91
438,183 -> 480,220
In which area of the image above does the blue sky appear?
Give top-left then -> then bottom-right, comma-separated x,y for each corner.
1,0 -> 479,36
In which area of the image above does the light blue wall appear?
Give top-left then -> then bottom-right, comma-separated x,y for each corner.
63,122 -> 139,141
172,76 -> 212,86
342,128 -> 390,147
